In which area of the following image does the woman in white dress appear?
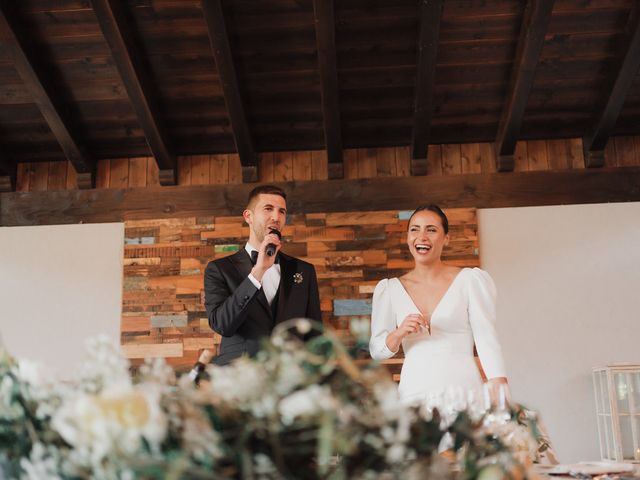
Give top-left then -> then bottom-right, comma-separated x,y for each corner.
369,205 -> 508,405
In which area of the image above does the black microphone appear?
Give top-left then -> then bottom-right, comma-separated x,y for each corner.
265,228 -> 282,257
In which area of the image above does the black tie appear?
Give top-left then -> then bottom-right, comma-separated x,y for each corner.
250,250 -> 258,265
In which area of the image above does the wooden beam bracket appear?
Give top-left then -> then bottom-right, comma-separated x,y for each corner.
495,0 -> 555,171
242,165 -> 258,183
202,0 -> 256,176
0,175 -> 14,193
77,172 -> 94,190
583,5 -> 640,168
410,158 -> 428,177
328,162 -> 344,180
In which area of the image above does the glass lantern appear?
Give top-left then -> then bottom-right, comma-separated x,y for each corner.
593,364 -> 640,462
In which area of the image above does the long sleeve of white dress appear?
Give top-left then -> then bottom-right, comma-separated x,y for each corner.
369,279 -> 399,360
468,268 -> 507,380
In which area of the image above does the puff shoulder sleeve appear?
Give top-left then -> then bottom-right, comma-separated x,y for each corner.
369,279 -> 399,360
468,268 -> 507,379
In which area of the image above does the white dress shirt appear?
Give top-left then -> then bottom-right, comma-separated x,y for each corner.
246,243 -> 281,305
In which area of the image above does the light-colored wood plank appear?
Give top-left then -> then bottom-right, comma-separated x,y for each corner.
146,157 -> 160,186
376,147 -> 396,176
513,141 -> 529,172
546,139 -> 569,170
293,151 -> 312,181
395,146 -> 410,176
441,144 -> 461,175
47,161 -> 67,191
568,138 -> 584,169
31,162 -> 49,192
259,152 -> 275,182
479,143 -> 496,173
527,140 -> 549,171
121,343 -> 183,359
96,159 -> 111,189
65,161 -> 78,190
358,148 -> 377,178
228,153 -> 242,184
109,158 -> 129,189
190,154 -> 210,185
460,143 -> 482,174
615,136 -> 637,167
210,154 -> 229,184
15,163 -> 31,192
274,151 -> 293,181
326,211 -> 398,226
128,157 -> 148,187
343,149 -> 358,179
427,144 -> 442,175
311,150 -> 328,180
177,156 -> 191,185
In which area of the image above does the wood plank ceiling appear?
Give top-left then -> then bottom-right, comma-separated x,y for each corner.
0,0 -> 639,185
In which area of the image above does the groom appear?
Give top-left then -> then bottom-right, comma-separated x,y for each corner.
204,185 -> 322,365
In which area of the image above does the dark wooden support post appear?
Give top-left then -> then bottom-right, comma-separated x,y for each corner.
92,0 -> 176,184
495,0 -> 555,171
0,1 -> 94,182
583,5 -> 640,168
313,0 -> 343,179
410,0 -> 444,175
202,0 -> 257,183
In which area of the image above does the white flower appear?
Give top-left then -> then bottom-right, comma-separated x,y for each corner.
373,382 -> 403,421
278,385 -> 336,425
207,358 -> 268,407
51,383 -> 167,468
19,443 -> 63,480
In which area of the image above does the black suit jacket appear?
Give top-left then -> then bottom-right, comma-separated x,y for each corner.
204,249 -> 322,365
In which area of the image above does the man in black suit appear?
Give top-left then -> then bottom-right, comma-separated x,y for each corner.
204,185 -> 322,365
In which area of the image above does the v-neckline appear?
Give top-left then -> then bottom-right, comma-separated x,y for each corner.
396,268 -> 466,320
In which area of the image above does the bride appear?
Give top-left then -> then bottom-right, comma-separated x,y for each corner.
369,204 -> 508,404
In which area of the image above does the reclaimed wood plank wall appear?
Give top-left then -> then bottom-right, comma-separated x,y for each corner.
121,207 -> 479,377
14,136 -> 640,192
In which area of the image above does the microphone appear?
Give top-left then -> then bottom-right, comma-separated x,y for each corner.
265,228 -> 281,257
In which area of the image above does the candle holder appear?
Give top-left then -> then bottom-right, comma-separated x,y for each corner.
593,364 -> 640,462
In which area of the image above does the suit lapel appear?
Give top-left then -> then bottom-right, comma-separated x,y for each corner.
229,250 -> 271,315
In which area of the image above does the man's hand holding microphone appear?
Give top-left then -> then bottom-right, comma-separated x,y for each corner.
250,227 -> 281,281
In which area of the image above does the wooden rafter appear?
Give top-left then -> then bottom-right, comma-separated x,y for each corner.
202,0 -> 257,182
0,2 -> 92,175
410,0 -> 444,174
495,0 -> 555,171
92,0 -> 176,177
313,0 -> 342,176
583,5 -> 640,168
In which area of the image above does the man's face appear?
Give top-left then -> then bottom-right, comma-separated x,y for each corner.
243,193 -> 287,244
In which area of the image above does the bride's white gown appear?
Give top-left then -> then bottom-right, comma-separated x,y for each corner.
369,267 -> 507,404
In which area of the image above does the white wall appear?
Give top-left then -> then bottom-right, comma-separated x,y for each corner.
0,223 -> 124,376
479,202 -> 640,463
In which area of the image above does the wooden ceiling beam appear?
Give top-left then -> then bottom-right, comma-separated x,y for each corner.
202,0 -> 257,182
3,168 -> 640,226
0,2 -> 93,177
583,5 -> 640,168
495,0 -> 555,172
92,0 -> 176,180
313,0 -> 343,178
410,0 -> 444,175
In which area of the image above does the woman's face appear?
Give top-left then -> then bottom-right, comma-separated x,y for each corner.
406,210 -> 449,263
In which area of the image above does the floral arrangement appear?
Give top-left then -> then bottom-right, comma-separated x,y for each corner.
1,320 -> 543,479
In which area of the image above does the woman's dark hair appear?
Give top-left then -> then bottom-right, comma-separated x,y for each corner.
407,204 -> 449,234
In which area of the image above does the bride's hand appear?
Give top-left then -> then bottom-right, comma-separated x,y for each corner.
385,314 -> 429,352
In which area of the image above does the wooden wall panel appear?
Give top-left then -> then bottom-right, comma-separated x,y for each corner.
13,138 -> 640,192
121,207 -> 479,372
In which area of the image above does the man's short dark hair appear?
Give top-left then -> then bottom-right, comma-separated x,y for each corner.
247,185 -> 287,208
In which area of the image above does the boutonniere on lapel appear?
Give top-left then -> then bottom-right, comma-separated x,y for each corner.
293,272 -> 304,284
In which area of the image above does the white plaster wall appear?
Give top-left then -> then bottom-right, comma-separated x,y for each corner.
478,202 -> 640,463
0,223 -> 124,377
